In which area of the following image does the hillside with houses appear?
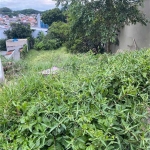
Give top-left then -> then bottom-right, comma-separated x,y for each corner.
0,13 -> 37,27
0,7 -> 48,39
0,7 -> 43,27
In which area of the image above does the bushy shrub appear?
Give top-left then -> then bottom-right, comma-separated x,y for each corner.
47,21 -> 69,44
66,37 -> 105,54
66,37 -> 89,53
34,22 -> 69,51
37,31 -> 45,41
27,36 -> 35,49
0,49 -> 150,149
20,45 -> 28,59
43,39 -> 61,50
34,41 -> 45,50
34,39 -> 61,50
0,39 -> 7,51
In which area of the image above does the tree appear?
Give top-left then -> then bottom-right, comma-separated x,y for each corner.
54,0 -> 148,53
34,22 -> 69,50
46,21 -> 69,44
4,23 -> 33,39
41,8 -> 66,26
0,7 -> 12,17
4,23 -> 34,49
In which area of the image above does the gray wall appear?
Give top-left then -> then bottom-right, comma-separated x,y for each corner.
0,58 -> 5,83
112,0 -> 150,53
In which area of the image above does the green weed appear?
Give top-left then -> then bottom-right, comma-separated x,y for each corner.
0,48 -> 150,149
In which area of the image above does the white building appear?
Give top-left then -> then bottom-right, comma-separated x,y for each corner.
37,14 -> 41,28
31,27 -> 47,38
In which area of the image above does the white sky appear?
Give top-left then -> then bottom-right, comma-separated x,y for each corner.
0,0 -> 56,11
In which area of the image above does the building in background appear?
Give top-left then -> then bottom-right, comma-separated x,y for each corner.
37,14 -> 48,29
0,14 -> 48,39
31,27 -> 47,38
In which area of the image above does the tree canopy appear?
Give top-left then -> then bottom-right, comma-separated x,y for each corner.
34,21 -> 69,50
41,8 -> 66,26
46,21 -> 69,43
4,23 -> 33,39
4,23 -> 35,49
54,0 -> 148,53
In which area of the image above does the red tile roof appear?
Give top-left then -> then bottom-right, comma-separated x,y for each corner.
6,50 -> 14,55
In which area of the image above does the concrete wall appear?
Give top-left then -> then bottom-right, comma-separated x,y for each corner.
0,51 -> 7,56
6,39 -> 28,51
5,39 -> 28,61
112,0 -> 150,53
5,47 -> 21,61
0,58 -> 5,83
12,48 -> 21,61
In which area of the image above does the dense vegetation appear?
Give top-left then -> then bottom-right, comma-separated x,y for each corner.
0,48 -> 150,149
42,0 -> 148,53
4,23 -> 32,39
41,8 -> 66,26
34,22 -> 69,50
0,1 -> 150,149
0,39 -> 7,51
0,7 -> 12,17
4,23 -> 34,49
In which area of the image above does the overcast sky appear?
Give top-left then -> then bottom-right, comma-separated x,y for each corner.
0,0 -> 56,11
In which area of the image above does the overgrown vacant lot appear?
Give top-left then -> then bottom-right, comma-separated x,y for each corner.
0,48 -> 150,150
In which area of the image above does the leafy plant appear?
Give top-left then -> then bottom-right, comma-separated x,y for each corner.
0,48 -> 150,149
34,22 -> 68,51
0,39 -> 7,51
54,0 -> 148,53
41,8 -> 66,26
20,45 -> 28,59
4,23 -> 33,39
